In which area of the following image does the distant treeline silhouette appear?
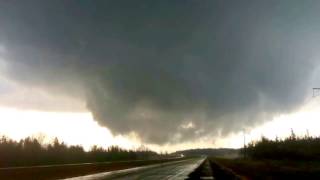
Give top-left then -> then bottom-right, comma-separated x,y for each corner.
244,130 -> 320,160
0,136 -> 165,167
175,148 -> 239,158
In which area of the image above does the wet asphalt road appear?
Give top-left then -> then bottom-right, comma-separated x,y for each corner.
64,157 -> 205,180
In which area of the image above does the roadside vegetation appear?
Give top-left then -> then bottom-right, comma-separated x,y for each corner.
0,135 -> 165,167
0,135 -> 186,180
244,130 -> 320,160
209,131 -> 320,179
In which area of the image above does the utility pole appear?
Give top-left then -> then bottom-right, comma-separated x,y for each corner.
243,131 -> 246,158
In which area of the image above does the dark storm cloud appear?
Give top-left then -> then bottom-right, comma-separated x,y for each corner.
1,0 -> 320,143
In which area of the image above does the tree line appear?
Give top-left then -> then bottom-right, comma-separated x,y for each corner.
0,135 -> 165,167
243,130 -> 320,160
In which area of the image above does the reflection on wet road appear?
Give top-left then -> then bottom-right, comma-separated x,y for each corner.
64,158 -> 205,180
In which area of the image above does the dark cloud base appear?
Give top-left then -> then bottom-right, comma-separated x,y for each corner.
0,1 -> 320,144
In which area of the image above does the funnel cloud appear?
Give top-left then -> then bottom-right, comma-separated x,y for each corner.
0,1 -> 320,144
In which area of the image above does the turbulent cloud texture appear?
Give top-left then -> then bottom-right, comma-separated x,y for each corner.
1,1 -> 320,143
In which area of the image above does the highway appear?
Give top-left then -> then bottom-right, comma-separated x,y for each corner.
64,157 -> 205,180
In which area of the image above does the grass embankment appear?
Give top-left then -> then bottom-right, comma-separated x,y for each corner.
0,158 -> 184,180
210,158 -> 320,179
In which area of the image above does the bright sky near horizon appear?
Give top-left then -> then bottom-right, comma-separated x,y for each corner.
1,96 -> 320,153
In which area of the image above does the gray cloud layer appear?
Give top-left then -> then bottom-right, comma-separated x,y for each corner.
1,1 -> 320,143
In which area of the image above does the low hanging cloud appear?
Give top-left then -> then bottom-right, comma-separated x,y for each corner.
1,1 -> 320,144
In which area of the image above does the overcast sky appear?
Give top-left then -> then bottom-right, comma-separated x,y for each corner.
1,1 -> 320,145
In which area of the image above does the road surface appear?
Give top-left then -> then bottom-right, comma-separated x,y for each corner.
0,158 -> 187,180
64,157 -> 205,180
